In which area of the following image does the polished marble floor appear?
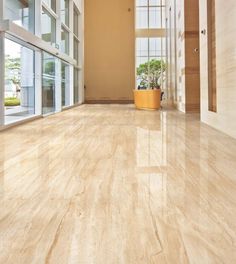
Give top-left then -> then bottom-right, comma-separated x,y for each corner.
0,104 -> 236,263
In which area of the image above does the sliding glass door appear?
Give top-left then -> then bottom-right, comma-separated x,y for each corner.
42,52 -> 56,115
61,61 -> 70,108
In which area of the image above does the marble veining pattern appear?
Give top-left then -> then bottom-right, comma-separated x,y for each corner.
0,104 -> 236,263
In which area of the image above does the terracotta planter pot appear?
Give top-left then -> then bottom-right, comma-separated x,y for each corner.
133,89 -> 161,110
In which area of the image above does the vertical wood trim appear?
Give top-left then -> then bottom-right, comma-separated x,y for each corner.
207,0 -> 217,112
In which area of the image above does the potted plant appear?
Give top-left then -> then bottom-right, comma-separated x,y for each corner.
134,59 -> 165,110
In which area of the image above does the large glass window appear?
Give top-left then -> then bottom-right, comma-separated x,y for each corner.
41,8 -> 56,46
135,0 -> 166,89
5,0 -> 35,33
61,62 -> 70,107
42,52 -> 56,115
136,0 -> 165,29
4,38 -> 35,124
136,38 -> 166,89
61,0 -> 69,27
0,0 -> 83,128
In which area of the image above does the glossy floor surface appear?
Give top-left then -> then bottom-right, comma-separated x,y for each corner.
1,104 -> 236,264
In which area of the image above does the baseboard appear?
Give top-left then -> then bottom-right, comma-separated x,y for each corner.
85,100 -> 134,104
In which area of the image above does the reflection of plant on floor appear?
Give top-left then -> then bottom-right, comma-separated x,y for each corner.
137,59 -> 166,89
5,97 -> 20,107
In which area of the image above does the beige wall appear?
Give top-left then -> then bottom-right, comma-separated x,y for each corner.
200,0 -> 236,138
166,0 -> 200,112
84,0 -> 135,103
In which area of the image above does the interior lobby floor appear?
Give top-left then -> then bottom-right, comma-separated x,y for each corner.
0,104 -> 236,263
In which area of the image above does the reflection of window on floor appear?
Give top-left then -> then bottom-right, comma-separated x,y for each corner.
4,38 -> 35,124
136,126 -> 166,167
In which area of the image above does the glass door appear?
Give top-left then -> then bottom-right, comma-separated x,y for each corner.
61,61 -> 70,108
42,52 -> 56,115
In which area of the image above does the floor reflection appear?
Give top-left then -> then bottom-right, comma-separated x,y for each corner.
0,105 -> 236,263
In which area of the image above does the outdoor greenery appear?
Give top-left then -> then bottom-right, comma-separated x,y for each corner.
5,56 -> 21,87
137,59 -> 166,89
4,97 -> 21,107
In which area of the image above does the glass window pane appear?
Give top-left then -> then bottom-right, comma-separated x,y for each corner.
73,6 -> 79,37
149,0 -> 161,6
136,38 -> 148,57
61,62 -> 70,107
136,7 -> 148,28
73,68 -> 79,104
42,52 -> 56,115
42,8 -> 56,46
43,0 -> 56,13
4,38 -> 35,124
136,0 -> 148,6
73,38 -> 79,63
149,38 -> 162,57
136,0 -> 165,29
61,27 -> 69,55
136,38 -> 166,89
5,0 -> 35,33
61,0 -> 69,26
149,7 -> 161,28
